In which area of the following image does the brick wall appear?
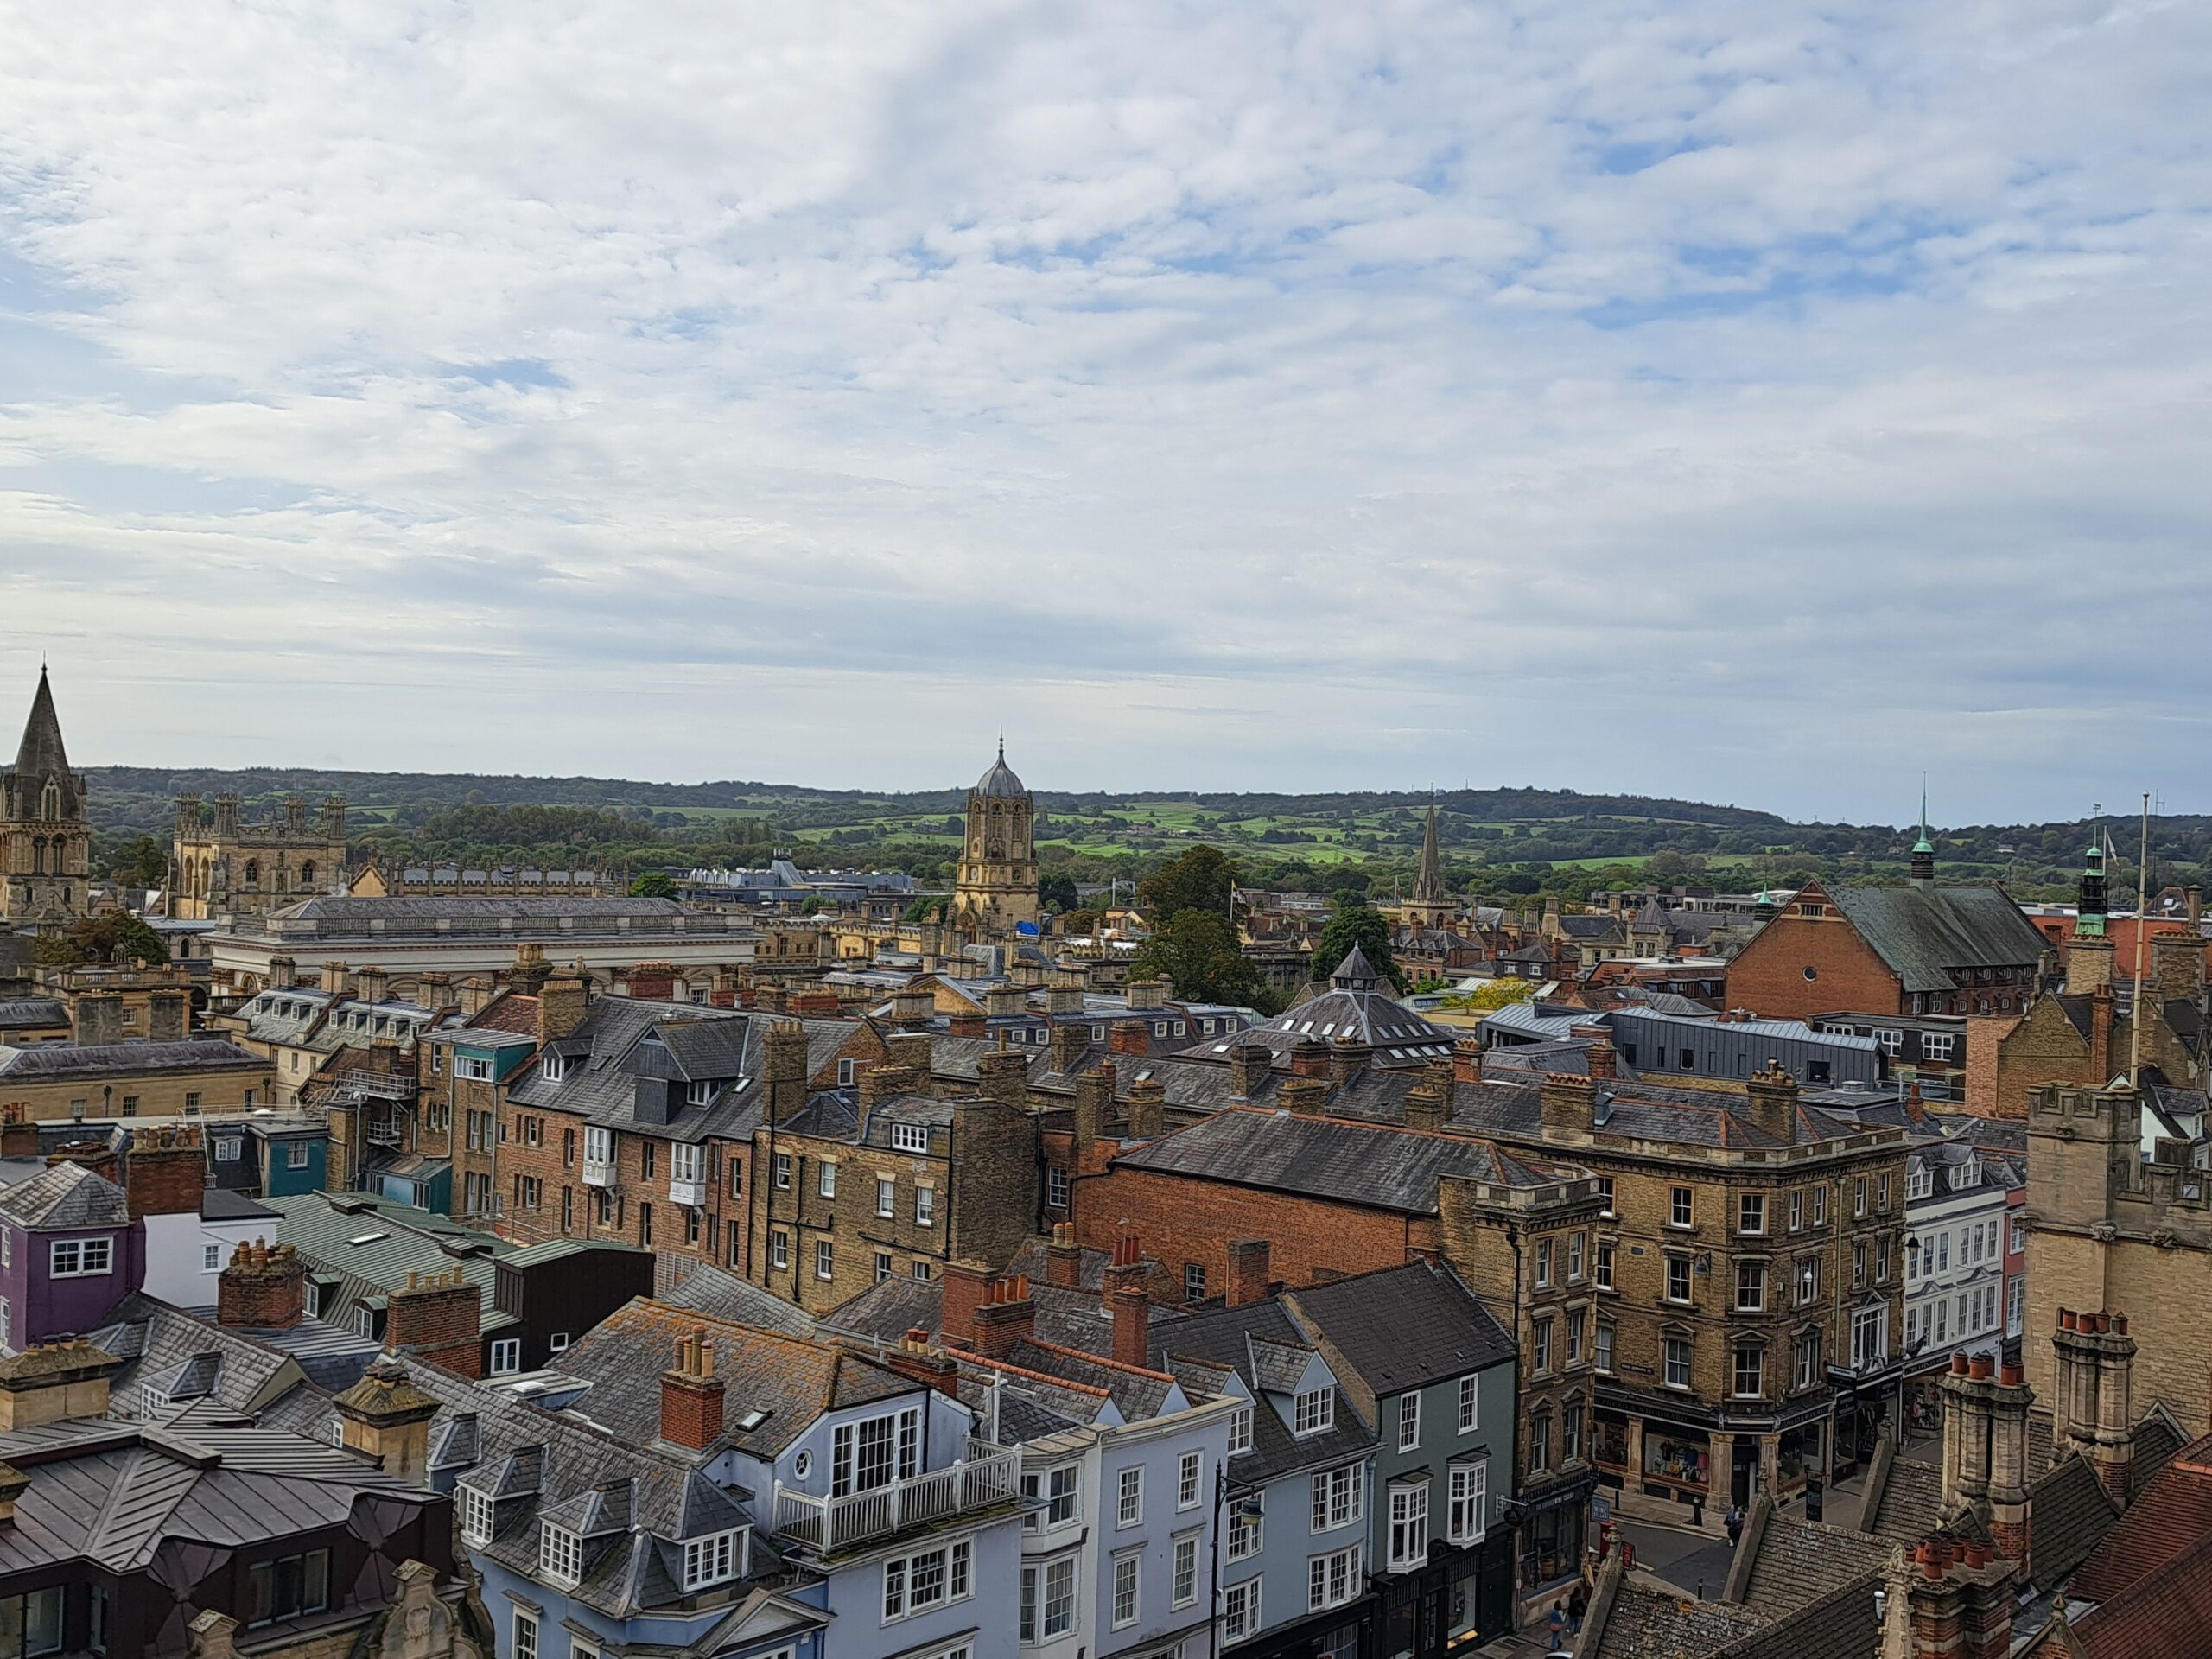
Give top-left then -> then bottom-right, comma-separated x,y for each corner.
1726,892 -> 1903,1020
1070,1164 -> 1433,1303
494,1101 -> 743,1280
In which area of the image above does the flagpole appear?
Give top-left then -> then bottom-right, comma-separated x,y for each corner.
2128,791 -> 2150,1084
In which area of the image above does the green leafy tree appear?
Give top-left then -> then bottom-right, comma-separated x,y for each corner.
1039,873 -> 1081,913
105,834 -> 171,888
1130,909 -> 1267,1008
629,870 -> 677,899
1311,901 -> 1402,990
34,913 -> 171,969
1137,845 -> 1236,925
1443,977 -> 1538,1011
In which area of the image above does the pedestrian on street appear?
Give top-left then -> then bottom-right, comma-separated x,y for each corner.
1568,1583 -> 1589,1635
1725,1503 -> 1745,1549
1548,1600 -> 1567,1645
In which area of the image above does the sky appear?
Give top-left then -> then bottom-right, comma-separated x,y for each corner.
2,2 -> 2209,825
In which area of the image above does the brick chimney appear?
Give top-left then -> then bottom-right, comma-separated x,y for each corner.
1743,1058 -> 1800,1143
892,988 -> 935,1027
1280,1076 -> 1327,1116
218,1238 -> 306,1330
766,1020 -> 810,1122
1071,1066 -> 1113,1159
659,1325 -> 727,1449
627,962 -> 678,1001
267,955 -> 297,992
537,969 -> 589,1044
2088,982 -> 2114,1081
1105,1237 -> 1152,1367
124,1126 -> 206,1220
1228,1041 -> 1270,1101
1050,1020 -> 1085,1072
884,1328 -> 960,1397
1329,1037 -> 1370,1088
1109,1019 -> 1149,1057
1126,1077 -> 1165,1141
1288,1037 -> 1330,1080
976,1049 -> 1027,1109
1986,1358 -> 2032,1561
356,966 -> 391,1006
1453,1037 -> 1484,1087
1586,1038 -> 1618,1082
1226,1238 -> 1271,1307
0,1111 -> 35,1160
1047,971 -> 1087,1017
45,1142 -> 119,1186
1044,1222 -> 1083,1287
386,1267 -> 482,1380
973,1274 -> 1036,1359
985,985 -> 1024,1019
2066,932 -> 2115,996
508,944 -> 552,997
942,1260 -> 994,1350
2151,927 -> 2204,1002
2050,1307 -> 2137,1502
1539,1072 -> 1596,1139
1891,1540 -> 2018,1659
1126,979 -> 1166,1012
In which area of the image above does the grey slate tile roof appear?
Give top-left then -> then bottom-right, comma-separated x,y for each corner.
261,1191 -> 517,1337
657,1263 -> 823,1338
0,1160 -> 128,1228
0,998 -> 67,1031
1152,1301 -> 1374,1484
1592,1576 -> 1764,1659
1111,1106 -> 1563,1215
0,1038 -> 267,1079
1863,1454 -> 1944,1544
1736,1511 -> 1894,1624
1714,1573 -> 1884,1659
1285,1260 -> 1515,1395
1827,884 -> 2048,991
2027,1454 -> 2121,1586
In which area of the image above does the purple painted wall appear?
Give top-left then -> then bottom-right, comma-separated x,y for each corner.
0,1218 -> 147,1349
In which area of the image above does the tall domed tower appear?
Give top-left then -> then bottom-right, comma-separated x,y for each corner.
952,740 -> 1039,937
0,668 -> 92,931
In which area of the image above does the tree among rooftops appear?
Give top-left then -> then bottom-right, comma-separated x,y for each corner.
1312,899 -> 1404,992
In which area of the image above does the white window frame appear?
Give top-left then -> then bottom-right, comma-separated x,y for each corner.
513,1611 -> 538,1659
876,1176 -> 896,1217
1117,1465 -> 1143,1528
682,1530 -> 739,1589
1448,1460 -> 1487,1543
50,1236 -> 112,1278
1112,1554 -> 1141,1629
540,1524 -> 583,1586
1308,1542 -> 1363,1612
490,1338 -> 521,1376
1388,1479 -> 1429,1570
1294,1386 -> 1334,1437
1178,1449 -> 1203,1510
1224,1576 -> 1263,1642
460,1485 -> 494,1545
1228,1403 -> 1253,1455
891,1122 -> 930,1154
818,1161 -> 836,1199
1173,1533 -> 1198,1608
914,1185 -> 936,1227
202,1242 -> 223,1273
1310,1464 -> 1362,1532
880,1537 -> 971,1624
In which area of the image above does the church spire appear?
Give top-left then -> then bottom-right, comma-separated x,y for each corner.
1910,784 -> 1936,887
5,667 -> 83,823
1414,799 -> 1445,905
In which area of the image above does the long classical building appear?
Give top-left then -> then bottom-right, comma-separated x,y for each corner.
199,894 -> 761,999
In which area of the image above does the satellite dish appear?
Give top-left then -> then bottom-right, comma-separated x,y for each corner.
1015,921 -> 1041,937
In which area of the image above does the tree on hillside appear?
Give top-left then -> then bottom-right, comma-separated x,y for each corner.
1312,901 -> 1402,990
629,870 -> 677,899
1039,873 -> 1081,913
34,913 -> 171,969
1129,909 -> 1268,1009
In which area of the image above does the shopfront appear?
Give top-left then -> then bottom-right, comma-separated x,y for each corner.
1510,1471 -> 1598,1616
1373,1530 -> 1515,1659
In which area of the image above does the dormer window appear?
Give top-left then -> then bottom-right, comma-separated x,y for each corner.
682,1529 -> 740,1589
541,1053 -> 566,1083
460,1485 -> 495,1546
891,1123 -> 930,1154
686,1079 -> 715,1107
1294,1387 -> 1334,1437
539,1524 -> 583,1586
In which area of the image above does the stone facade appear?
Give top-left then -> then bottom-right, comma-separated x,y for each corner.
0,670 -> 90,931
951,741 -> 1039,938
2023,1077 -> 2212,1431
171,791 -> 349,921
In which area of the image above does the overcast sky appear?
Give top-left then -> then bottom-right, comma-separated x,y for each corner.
3,3 -> 2208,823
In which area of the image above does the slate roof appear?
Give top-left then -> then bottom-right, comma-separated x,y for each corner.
0,1160 -> 128,1229
2024,1455 -> 2119,1586
270,895 -> 691,923
95,1294 -> 382,1415
1713,1574 -> 1883,1659
5,669 -> 82,819
1592,1575 -> 1764,1659
262,1192 -> 518,1336
200,1189 -> 279,1222
1152,1300 -> 1374,1484
0,1039 -> 267,1079
0,1412 -> 433,1575
656,1263 -> 823,1338
1827,884 -> 2048,991
1111,1106 -> 1566,1214
1285,1260 -> 1514,1395
0,998 -> 67,1032
549,1298 -> 918,1459
1862,1452 -> 1944,1544
1734,1511 -> 1894,1624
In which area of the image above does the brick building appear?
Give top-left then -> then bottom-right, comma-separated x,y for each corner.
1726,874 -> 2046,1023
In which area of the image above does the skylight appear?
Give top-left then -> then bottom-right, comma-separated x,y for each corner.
347,1231 -> 389,1246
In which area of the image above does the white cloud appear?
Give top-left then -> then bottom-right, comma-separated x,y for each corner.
2,0 -> 2209,821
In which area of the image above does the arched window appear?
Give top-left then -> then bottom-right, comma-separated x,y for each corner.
300,860 -> 316,886
244,859 -> 260,886
31,837 -> 47,875
40,781 -> 60,822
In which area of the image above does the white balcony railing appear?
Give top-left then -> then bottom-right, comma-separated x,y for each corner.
773,1446 -> 1021,1554
582,1158 -> 616,1188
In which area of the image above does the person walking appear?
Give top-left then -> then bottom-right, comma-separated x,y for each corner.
1548,1600 -> 1567,1647
1567,1582 -> 1589,1637
1725,1503 -> 1745,1550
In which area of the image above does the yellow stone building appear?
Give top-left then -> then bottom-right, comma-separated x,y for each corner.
170,791 -> 348,920
950,741 -> 1039,938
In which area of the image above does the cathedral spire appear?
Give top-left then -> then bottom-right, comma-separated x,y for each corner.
1910,783 -> 1936,887
6,667 -> 83,824
1414,799 -> 1445,905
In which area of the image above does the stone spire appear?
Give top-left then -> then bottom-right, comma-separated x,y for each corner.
1414,801 -> 1445,905
4,668 -> 84,823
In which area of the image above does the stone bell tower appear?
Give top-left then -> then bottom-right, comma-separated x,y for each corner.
951,740 -> 1039,938
0,668 -> 91,932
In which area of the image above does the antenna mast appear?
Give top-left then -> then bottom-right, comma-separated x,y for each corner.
2128,791 -> 2151,1084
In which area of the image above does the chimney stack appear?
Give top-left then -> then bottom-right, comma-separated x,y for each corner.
1743,1058 -> 1800,1143
1105,1237 -> 1152,1368
217,1237 -> 306,1330
536,969 -> 589,1043
1279,1076 -> 1327,1116
1071,1066 -> 1113,1158
508,944 -> 552,997
1403,1067 -> 1448,1134
766,1021 -> 810,1122
1109,1019 -> 1150,1058
659,1325 -> 728,1450
125,1125 -> 207,1220
1125,1077 -> 1166,1141
1045,1222 -> 1083,1287
1288,1037 -> 1330,1080
1126,978 -> 1166,1012
1538,1072 -> 1597,1139
973,1275 -> 1036,1359
1228,1041 -> 1270,1101
1226,1238 -> 1271,1307
942,1260 -> 994,1351
976,1049 -> 1027,1109
885,1328 -> 960,1398
2150,927 -> 2205,1003
332,1355 -> 440,1479
385,1267 -> 482,1379
1050,1020 -> 1085,1073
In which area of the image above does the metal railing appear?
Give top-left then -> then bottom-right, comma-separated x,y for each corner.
335,1070 -> 413,1101
772,1445 -> 1021,1554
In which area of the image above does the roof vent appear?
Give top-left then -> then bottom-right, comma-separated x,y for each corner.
733,1407 -> 770,1432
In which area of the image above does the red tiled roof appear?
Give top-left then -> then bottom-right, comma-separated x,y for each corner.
468,993 -> 542,1036
2067,1433 -> 2212,1607
2073,1534 -> 2212,1659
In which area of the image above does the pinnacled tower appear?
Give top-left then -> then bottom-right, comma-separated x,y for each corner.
0,668 -> 91,931
951,739 -> 1039,938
